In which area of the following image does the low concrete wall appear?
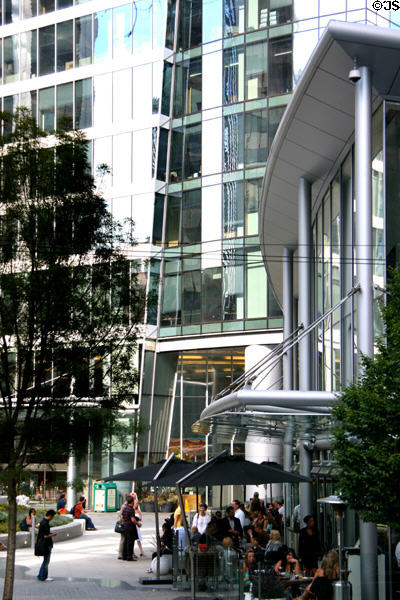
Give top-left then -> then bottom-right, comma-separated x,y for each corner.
0,496 -> 7,505
0,518 -> 85,549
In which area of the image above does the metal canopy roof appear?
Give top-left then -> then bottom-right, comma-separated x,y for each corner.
260,20 -> 400,306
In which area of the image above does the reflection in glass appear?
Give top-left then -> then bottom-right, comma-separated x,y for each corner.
23,0 -> 37,18
113,69 -> 132,123
245,178 -> 261,235
246,247 -> 267,318
224,46 -> 244,104
94,136 -> 112,191
182,189 -> 201,244
4,35 -> 19,83
152,194 -> 164,245
39,87 -> 55,132
293,29 -> 318,85
56,82 -> 73,130
224,114 -> 244,171
184,124 -> 202,179
170,128 -> 183,181
293,0 -> 317,20
20,31 -> 37,80
223,249 -> 244,319
319,0 -> 345,15
94,10 -> 112,62
224,0 -> 244,36
57,0 -> 73,7
166,193 -> 182,247
162,274 -> 181,326
246,0 -> 267,31
75,78 -> 92,129
269,105 -> 285,147
3,96 -> 18,135
113,4 -> 132,58
182,270 -> 201,323
180,0 -> 202,49
20,91 -> 37,118
57,20 -> 73,72
76,15 -> 92,66
245,109 -> 267,166
269,36 -> 292,95
224,181 -> 244,238
133,0 -> 152,49
5,0 -> 19,23
39,26 -> 55,76
203,0 -> 222,43
270,0 -> 292,25
174,58 -> 202,116
93,74 -> 112,126
203,268 -> 222,321
113,133 -> 132,187
161,63 -> 173,116
39,0 -> 54,13
245,41 -> 267,100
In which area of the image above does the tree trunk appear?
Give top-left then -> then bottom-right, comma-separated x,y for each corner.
2,473 -> 17,600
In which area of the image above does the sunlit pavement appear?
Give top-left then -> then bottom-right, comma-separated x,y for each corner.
0,511 -> 185,599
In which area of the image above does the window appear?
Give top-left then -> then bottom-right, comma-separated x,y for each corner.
203,268 -> 222,322
4,0 -> 19,23
223,249 -> 244,319
75,15 -> 92,66
165,193 -> 181,247
113,4 -> 132,58
245,178 -> 261,235
223,46 -> 244,104
75,78 -> 92,129
182,189 -> 201,244
180,0 -> 202,49
20,31 -> 37,80
22,0 -> 37,19
245,40 -> 267,100
245,108 -> 267,166
246,247 -> 267,318
269,105 -> 285,147
57,20 -> 73,71
182,270 -> 201,323
38,0 -> 54,14
39,87 -> 55,132
269,0 -> 292,25
57,0 -> 73,8
224,0 -> 245,36
94,10 -> 112,62
183,123 -> 202,179
224,113 -> 244,171
3,96 -> 18,135
162,274 -> 181,326
4,35 -> 19,83
224,181 -> 244,238
246,0 -> 267,31
56,82 -> 73,130
269,35 -> 292,95
39,26 -> 55,76
174,57 -> 202,116
132,0 -> 152,49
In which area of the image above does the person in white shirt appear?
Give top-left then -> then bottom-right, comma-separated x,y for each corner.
191,503 -> 211,536
232,499 -> 245,529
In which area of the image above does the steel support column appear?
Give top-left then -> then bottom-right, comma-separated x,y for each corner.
283,247 -> 294,391
354,64 -> 378,600
298,177 -> 313,519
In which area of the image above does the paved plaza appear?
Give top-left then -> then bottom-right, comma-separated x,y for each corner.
0,511 -> 185,600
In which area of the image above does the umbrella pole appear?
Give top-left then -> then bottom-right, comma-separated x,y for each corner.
220,485 -> 222,511
177,485 -> 195,600
154,488 -> 161,580
196,487 -> 199,513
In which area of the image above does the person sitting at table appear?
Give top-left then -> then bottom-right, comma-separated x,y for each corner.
220,506 -> 243,547
274,547 -> 301,576
243,548 -> 258,586
295,549 -> 339,600
248,522 -> 269,558
265,529 -> 283,568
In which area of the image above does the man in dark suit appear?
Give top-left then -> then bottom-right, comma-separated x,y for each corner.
219,506 -> 243,546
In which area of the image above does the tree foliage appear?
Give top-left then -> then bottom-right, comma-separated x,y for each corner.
0,109 -> 147,599
332,268 -> 400,528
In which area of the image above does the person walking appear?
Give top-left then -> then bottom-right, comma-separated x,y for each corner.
36,509 -> 57,582
121,496 -> 139,561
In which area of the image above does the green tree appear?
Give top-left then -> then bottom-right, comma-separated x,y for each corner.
0,109 -> 147,600
332,268 -> 400,529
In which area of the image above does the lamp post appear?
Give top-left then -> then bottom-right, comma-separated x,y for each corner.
318,495 -> 351,600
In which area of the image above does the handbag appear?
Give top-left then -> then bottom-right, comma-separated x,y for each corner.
34,536 -> 46,557
115,520 -> 126,534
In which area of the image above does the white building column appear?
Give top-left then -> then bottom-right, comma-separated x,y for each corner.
244,345 -> 283,502
354,64 -> 378,600
66,454 -> 76,510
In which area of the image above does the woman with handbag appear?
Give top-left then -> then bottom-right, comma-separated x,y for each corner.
133,498 -> 144,556
36,509 -> 57,582
121,496 -> 139,561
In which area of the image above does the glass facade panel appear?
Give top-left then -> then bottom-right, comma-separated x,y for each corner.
224,113 -> 244,171
224,45 -> 244,104
113,69 -> 132,123
386,103 -> 400,269
180,0 -> 202,49
203,0 -> 222,43
75,78 -> 92,129
56,82 -> 73,129
4,35 -> 19,83
75,15 -> 92,66
23,0 -> 37,19
246,247 -> 267,317
113,132 -> 132,186
182,189 -> 201,244
39,26 -> 55,76
57,20 -> 73,71
245,108 -> 267,166
246,0 -> 267,31
94,10 -> 112,62
166,193 -> 182,247
224,180 -> 244,237
113,3 -> 132,57
93,74 -> 112,126
182,270 -> 201,323
183,123 -> 202,179
270,0 -> 292,26
3,95 -> 18,135
162,273 -> 181,326
269,35 -> 292,95
224,0 -> 245,36
39,0 -> 54,14
39,86 -> 55,132
5,0 -> 20,23
245,177 -> 261,235
245,40 -> 267,100
20,30 -> 37,80
202,267 -> 222,321
223,249 -> 244,319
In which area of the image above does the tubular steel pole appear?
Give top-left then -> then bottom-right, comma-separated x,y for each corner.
354,65 -> 378,600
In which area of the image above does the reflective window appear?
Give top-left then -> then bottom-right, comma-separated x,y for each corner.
223,46 -> 244,104
4,35 -> 19,83
39,26 -> 55,76
94,10 -> 112,62
22,0 -> 37,19
4,0 -> 19,23
162,274 -> 181,326
113,69 -> 132,123
174,58 -> 202,116
39,87 -> 55,132
245,178 -> 261,235
157,128 -> 168,181
180,0 -> 202,48
57,0 -> 73,7
20,90 -> 37,118
246,40 -> 267,100
153,0 -> 166,49
182,270 -> 201,323
293,0 -> 317,20
75,15 -> 92,66
223,249 -> 244,319
113,133 -> 132,186
57,20 -> 73,72
113,4 -> 132,58
75,78 -> 92,129
166,193 -> 181,247
20,30 -> 37,80
246,0 -> 267,31
245,108 -> 267,166
182,189 -> 201,244
152,194 -> 164,245
93,74 -> 112,126
224,113 -> 244,171
269,35 -> 292,95
133,0 -> 152,49
3,95 -> 18,135
269,105 -> 285,147
39,0 -> 54,14
246,247 -> 267,318
56,82 -> 73,130
170,128 -> 183,181
224,180 -> 244,237
270,0 -> 292,25
224,0 -> 245,36
94,136 -> 112,192
203,0 -> 222,43
184,124 -> 202,179
202,267 -> 222,321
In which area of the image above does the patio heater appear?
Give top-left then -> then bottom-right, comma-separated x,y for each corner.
317,495 -> 351,600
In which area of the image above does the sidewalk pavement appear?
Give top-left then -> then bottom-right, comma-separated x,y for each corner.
0,511 -> 186,600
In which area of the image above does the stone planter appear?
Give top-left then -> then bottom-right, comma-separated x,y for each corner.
160,501 -> 177,513
142,501 -> 155,512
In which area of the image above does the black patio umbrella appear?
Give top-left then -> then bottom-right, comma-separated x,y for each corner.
102,457 -> 192,483
176,454 -> 311,487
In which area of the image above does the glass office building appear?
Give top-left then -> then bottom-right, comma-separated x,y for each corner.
1,0 -> 398,491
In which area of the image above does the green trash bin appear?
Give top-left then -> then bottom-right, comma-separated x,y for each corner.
93,482 -> 118,512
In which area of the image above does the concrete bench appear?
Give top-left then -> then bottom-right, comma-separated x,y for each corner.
0,518 -> 85,549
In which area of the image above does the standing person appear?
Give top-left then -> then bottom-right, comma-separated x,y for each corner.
36,509 -> 57,582
173,504 -> 186,549
232,499 -> 245,529
220,506 -> 243,547
74,496 -> 97,530
56,493 -> 67,514
20,508 -> 39,531
191,502 -> 211,543
118,494 -> 132,559
121,496 -> 138,561
298,515 -> 321,575
249,491 -> 265,514
133,497 -> 144,556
